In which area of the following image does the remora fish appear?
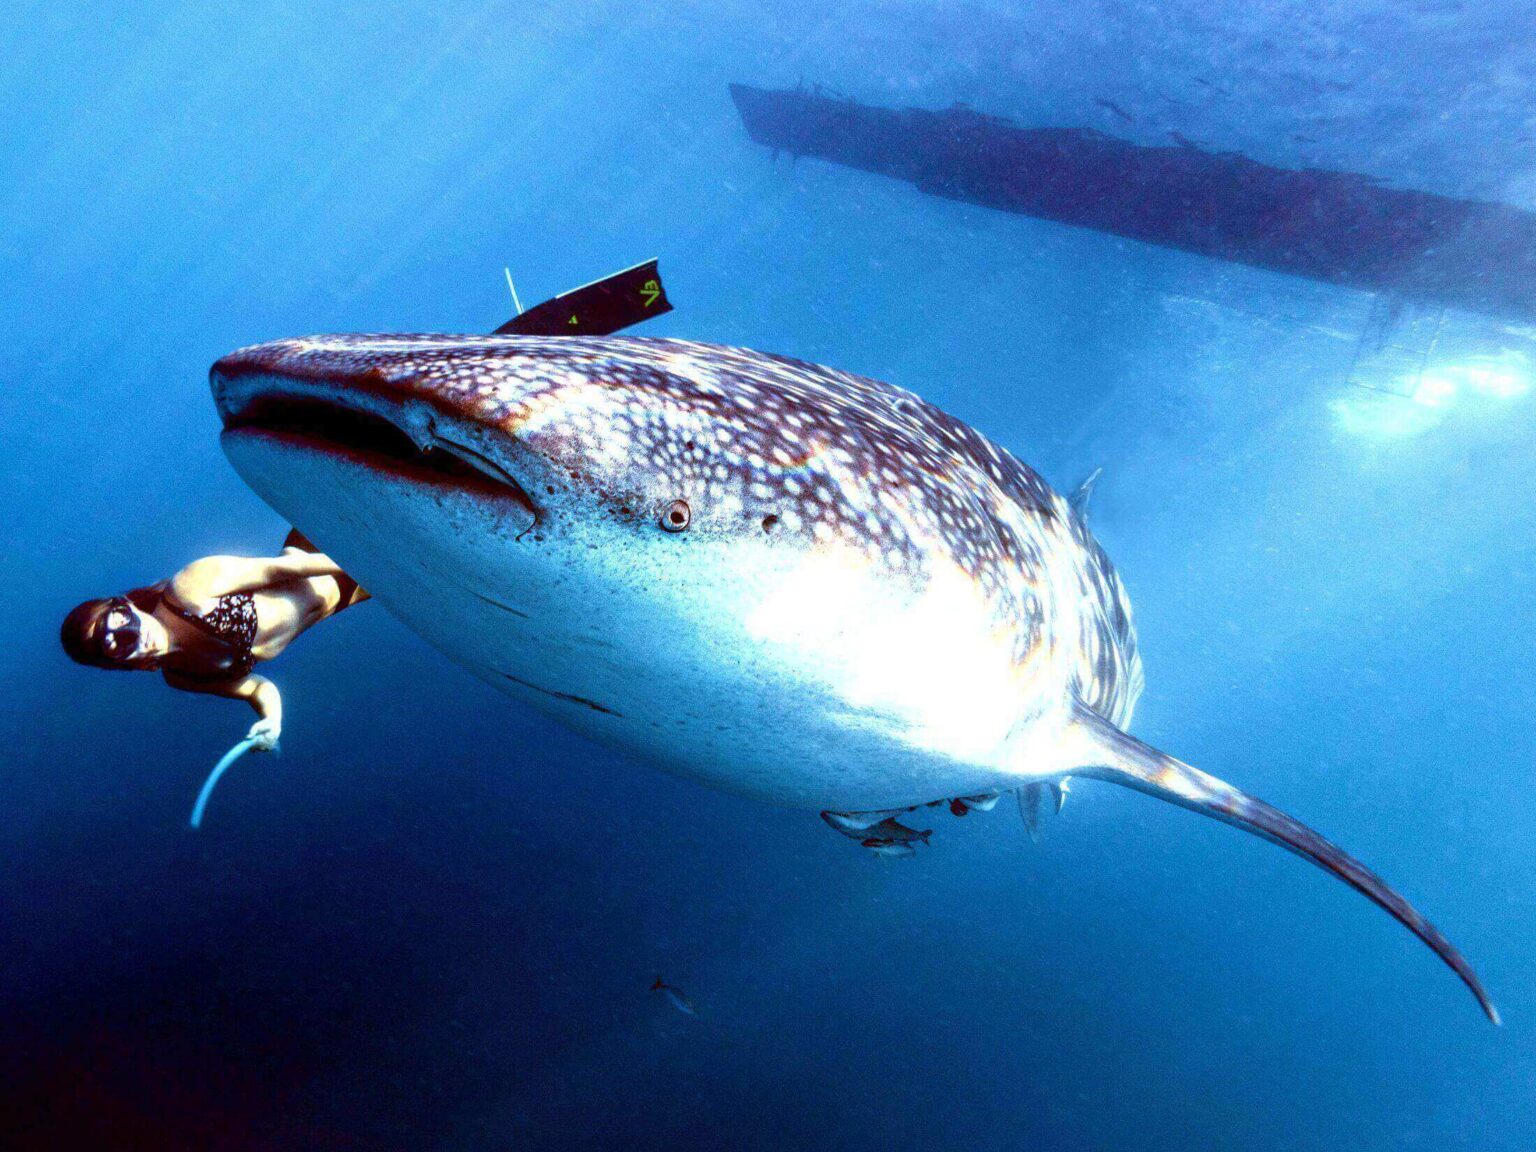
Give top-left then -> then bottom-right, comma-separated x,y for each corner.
651,976 -> 696,1016
212,334 -> 1496,1023
858,818 -> 932,847
820,808 -> 913,836
948,793 -> 1001,816
821,811 -> 929,845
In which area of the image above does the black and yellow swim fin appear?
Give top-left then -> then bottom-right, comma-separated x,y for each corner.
495,258 -> 672,337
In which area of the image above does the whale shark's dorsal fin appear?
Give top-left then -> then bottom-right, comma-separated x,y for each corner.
1069,467 -> 1103,519
1061,701 -> 1499,1024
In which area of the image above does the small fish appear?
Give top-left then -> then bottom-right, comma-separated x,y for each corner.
859,817 -> 932,844
1094,98 -> 1135,124
651,977 -> 696,1017
949,794 -> 1000,816
821,808 -> 914,838
1193,77 -> 1233,98
1168,131 -> 1201,150
863,840 -> 916,859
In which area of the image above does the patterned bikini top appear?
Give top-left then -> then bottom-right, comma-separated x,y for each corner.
194,592 -> 260,651
162,588 -> 260,682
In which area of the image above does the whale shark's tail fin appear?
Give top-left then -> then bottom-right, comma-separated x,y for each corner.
1064,701 -> 1499,1024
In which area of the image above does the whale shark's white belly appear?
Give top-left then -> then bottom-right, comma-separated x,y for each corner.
281,443 -> 1068,809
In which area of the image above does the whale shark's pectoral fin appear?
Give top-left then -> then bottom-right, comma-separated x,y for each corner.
1064,702 -> 1499,1024
1018,780 -> 1071,841
1019,784 -> 1043,840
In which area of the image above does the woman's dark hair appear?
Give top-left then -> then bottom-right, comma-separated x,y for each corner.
60,590 -> 164,671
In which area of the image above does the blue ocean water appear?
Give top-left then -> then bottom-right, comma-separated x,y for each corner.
3,2 -> 1534,1147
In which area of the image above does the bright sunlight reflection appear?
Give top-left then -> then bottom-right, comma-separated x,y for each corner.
1332,348 -> 1531,439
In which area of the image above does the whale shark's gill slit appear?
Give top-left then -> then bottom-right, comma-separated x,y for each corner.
501,672 -> 623,716
468,589 -> 530,619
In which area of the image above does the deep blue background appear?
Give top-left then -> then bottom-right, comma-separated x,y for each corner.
3,3 -> 1533,1148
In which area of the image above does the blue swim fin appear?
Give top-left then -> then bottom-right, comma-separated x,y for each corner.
189,736 -> 260,830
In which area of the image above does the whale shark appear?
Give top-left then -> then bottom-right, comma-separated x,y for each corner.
211,333 -> 1496,1023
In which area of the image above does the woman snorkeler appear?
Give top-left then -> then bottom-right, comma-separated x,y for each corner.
61,529 -> 367,763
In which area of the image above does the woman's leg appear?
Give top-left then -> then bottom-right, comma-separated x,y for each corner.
331,575 -> 370,610
282,527 -> 370,612
282,527 -> 319,553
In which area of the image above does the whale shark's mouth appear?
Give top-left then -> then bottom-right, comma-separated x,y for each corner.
218,389 -> 541,520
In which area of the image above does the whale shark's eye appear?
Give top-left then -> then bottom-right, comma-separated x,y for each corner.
661,500 -> 691,532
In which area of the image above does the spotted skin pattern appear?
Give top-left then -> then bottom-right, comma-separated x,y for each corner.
219,334 -> 1144,729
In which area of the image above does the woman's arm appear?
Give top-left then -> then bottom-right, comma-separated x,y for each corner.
164,671 -> 283,749
171,550 -> 347,602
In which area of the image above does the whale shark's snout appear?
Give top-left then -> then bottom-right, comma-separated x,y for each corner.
212,334 -> 570,533
212,332 -> 807,544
